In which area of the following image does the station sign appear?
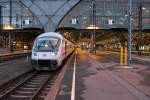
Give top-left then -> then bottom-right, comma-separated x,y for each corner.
23,19 -> 32,25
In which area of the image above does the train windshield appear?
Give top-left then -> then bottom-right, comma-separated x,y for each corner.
34,37 -> 60,52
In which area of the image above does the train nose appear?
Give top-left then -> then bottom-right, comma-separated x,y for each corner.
38,52 -> 50,59
38,60 -> 57,66
32,59 -> 58,70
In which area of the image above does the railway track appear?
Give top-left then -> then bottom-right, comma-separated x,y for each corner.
0,69 -> 60,100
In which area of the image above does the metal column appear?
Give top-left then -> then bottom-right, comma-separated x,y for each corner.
0,5 -> 2,48
9,0 -> 12,25
92,0 -> 96,53
0,6 -> 1,26
137,1 -> 143,55
9,0 -> 12,51
128,0 -> 132,65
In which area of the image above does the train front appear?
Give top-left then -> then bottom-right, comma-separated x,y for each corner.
31,36 -> 61,70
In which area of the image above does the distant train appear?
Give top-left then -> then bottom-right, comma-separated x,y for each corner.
31,32 -> 74,70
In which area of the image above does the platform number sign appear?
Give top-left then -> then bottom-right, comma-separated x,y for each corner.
108,19 -> 113,25
71,18 -> 77,25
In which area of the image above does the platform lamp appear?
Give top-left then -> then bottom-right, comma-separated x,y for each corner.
3,25 -> 14,51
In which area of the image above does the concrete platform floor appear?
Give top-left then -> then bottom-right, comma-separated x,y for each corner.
56,50 -> 150,100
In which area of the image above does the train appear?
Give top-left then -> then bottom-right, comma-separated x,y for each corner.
31,32 -> 74,70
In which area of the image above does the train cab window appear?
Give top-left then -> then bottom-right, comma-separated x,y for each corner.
34,37 -> 60,52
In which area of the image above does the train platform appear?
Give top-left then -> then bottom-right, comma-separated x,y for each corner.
105,50 -> 150,62
0,49 -> 32,86
55,50 -> 150,100
0,49 -> 31,57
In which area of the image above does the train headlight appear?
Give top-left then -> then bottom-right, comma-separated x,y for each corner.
33,53 -> 37,56
51,52 -> 57,56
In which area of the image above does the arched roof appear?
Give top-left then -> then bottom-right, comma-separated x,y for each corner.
19,0 -> 80,32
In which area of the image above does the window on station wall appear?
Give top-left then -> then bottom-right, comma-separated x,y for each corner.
105,1 -> 114,9
0,0 -> 42,29
12,17 -> 17,25
142,4 -> 150,17
143,18 -> 150,29
59,0 -> 150,30
132,18 -> 138,30
3,17 -> 10,25
132,3 -> 139,18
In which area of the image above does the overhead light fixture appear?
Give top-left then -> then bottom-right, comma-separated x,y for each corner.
3,25 -> 14,30
86,24 -> 100,29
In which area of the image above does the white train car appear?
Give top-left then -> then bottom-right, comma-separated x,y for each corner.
31,32 -> 74,70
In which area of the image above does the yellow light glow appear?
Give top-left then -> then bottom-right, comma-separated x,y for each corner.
86,25 -> 100,29
3,25 -> 14,30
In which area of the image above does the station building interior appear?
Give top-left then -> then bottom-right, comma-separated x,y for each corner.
0,0 -> 150,52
